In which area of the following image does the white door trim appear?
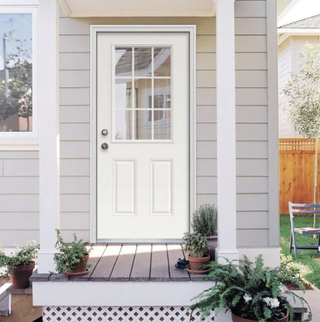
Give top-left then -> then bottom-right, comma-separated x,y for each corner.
90,25 -> 196,242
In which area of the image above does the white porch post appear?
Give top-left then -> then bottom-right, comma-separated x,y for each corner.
38,0 -> 60,273
216,0 -> 239,262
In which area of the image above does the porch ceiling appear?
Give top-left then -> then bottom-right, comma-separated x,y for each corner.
58,0 -> 217,17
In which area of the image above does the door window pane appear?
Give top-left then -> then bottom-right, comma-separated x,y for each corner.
115,47 -> 132,77
135,79 -> 151,109
135,110 -> 151,140
154,111 -> 171,140
114,110 -> 132,140
0,14 -> 33,132
115,79 -> 133,109
154,47 -> 171,77
134,48 -> 152,77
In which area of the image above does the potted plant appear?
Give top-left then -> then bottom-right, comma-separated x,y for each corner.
190,255 -> 313,322
53,230 -> 92,276
0,241 -> 39,289
183,233 -> 210,274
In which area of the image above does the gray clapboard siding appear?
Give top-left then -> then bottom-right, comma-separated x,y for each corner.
236,89 -> 268,105
61,159 -> 90,176
235,1 -> 266,18
0,195 -> 39,212
236,142 -> 268,159
237,212 -> 269,229
60,123 -> 90,141
61,194 -> 90,212
60,35 -> 90,53
197,177 -> 217,194
236,106 -> 268,123
196,53 -> 216,70
235,36 -> 267,52
0,177 -> 38,194
197,106 -> 216,123
197,159 -> 217,176
237,177 -> 268,193
3,159 -> 39,176
0,231 -> 40,247
197,36 -> 216,53
235,18 -> 266,35
60,177 -> 90,194
60,106 -> 90,123
197,124 -> 216,141
197,141 -> 217,158
237,229 -> 269,247
60,230 -> 90,242
60,71 -> 90,88
60,88 -> 90,106
0,151 -> 38,159
237,159 -> 268,176
236,53 -> 267,70
0,160 -> 3,176
237,194 -> 268,211
0,213 -> 39,230
60,213 -> 90,229
236,71 -> 267,88
60,141 -> 90,159
236,124 -> 268,141
196,88 -> 216,105
60,53 -> 90,70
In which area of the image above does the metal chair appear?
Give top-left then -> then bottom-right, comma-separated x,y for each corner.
288,202 -> 320,258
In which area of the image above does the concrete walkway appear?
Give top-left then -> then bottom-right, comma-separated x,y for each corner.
295,290 -> 320,321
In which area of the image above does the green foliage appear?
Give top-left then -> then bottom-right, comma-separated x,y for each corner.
283,43 -> 320,139
0,241 -> 39,278
192,204 -> 218,236
280,215 -> 320,288
183,233 -> 209,258
0,125 -> 7,132
53,230 -> 92,274
190,255 -> 313,322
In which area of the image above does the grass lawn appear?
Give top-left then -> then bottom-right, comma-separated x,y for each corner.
280,215 -> 320,288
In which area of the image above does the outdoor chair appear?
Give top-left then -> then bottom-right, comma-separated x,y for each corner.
289,202 -> 320,258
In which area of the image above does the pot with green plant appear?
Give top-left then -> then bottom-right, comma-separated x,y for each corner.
190,255 -> 312,322
183,233 -> 210,274
54,230 -> 92,276
0,241 -> 39,289
192,203 -> 218,261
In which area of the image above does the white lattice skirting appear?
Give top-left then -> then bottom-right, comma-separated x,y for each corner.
43,306 -> 215,321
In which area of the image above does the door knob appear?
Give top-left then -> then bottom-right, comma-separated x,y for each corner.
101,143 -> 108,150
101,129 -> 108,136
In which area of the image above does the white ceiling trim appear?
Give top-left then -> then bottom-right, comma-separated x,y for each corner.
57,0 -> 216,18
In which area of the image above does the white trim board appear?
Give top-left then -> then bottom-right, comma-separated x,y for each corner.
89,25 -> 196,243
33,281 -> 212,307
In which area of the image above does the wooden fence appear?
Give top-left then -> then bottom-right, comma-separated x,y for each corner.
279,138 -> 320,214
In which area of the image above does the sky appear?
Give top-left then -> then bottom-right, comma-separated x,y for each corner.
0,14 -> 32,70
279,0 -> 320,26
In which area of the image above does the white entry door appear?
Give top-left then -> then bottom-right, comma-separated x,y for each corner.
97,31 -> 190,240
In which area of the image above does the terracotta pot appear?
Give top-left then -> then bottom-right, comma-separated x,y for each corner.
188,254 -> 210,271
9,262 -> 35,289
231,311 -> 289,322
69,254 -> 89,273
207,236 -> 218,261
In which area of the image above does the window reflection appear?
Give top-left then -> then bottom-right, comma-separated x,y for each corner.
0,14 -> 33,132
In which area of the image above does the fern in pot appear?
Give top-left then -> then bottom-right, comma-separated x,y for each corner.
183,233 -> 210,274
53,230 -> 92,276
192,203 -> 218,260
0,241 -> 39,289
190,255 -> 312,322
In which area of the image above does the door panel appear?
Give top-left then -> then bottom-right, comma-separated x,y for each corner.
97,32 -> 189,240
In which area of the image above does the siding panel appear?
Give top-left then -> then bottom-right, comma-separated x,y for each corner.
3,159 -> 39,176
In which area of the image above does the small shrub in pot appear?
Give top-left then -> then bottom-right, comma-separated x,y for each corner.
0,241 -> 39,288
53,230 -> 92,275
192,203 -> 218,260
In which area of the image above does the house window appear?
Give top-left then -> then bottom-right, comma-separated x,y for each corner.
0,8 -> 37,144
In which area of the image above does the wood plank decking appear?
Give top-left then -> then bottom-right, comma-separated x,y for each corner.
31,244 -> 207,283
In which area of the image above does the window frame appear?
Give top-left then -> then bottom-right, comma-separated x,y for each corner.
0,5 -> 38,150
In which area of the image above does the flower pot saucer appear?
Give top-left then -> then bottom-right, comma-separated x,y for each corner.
187,268 -> 210,275
65,269 -> 89,276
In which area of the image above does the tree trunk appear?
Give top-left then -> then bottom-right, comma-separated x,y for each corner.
314,137 -> 319,233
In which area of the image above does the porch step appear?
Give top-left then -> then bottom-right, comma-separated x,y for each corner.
0,278 -> 11,317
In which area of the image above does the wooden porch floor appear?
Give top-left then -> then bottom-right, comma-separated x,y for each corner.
31,244 -> 207,283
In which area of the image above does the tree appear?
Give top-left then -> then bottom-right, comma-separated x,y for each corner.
283,43 -> 320,229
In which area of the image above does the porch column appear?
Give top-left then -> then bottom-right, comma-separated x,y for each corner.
216,0 -> 239,262
38,0 -> 60,273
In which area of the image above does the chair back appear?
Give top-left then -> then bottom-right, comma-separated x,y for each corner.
289,202 -> 320,224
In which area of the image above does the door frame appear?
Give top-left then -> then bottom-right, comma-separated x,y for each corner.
89,25 -> 196,242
